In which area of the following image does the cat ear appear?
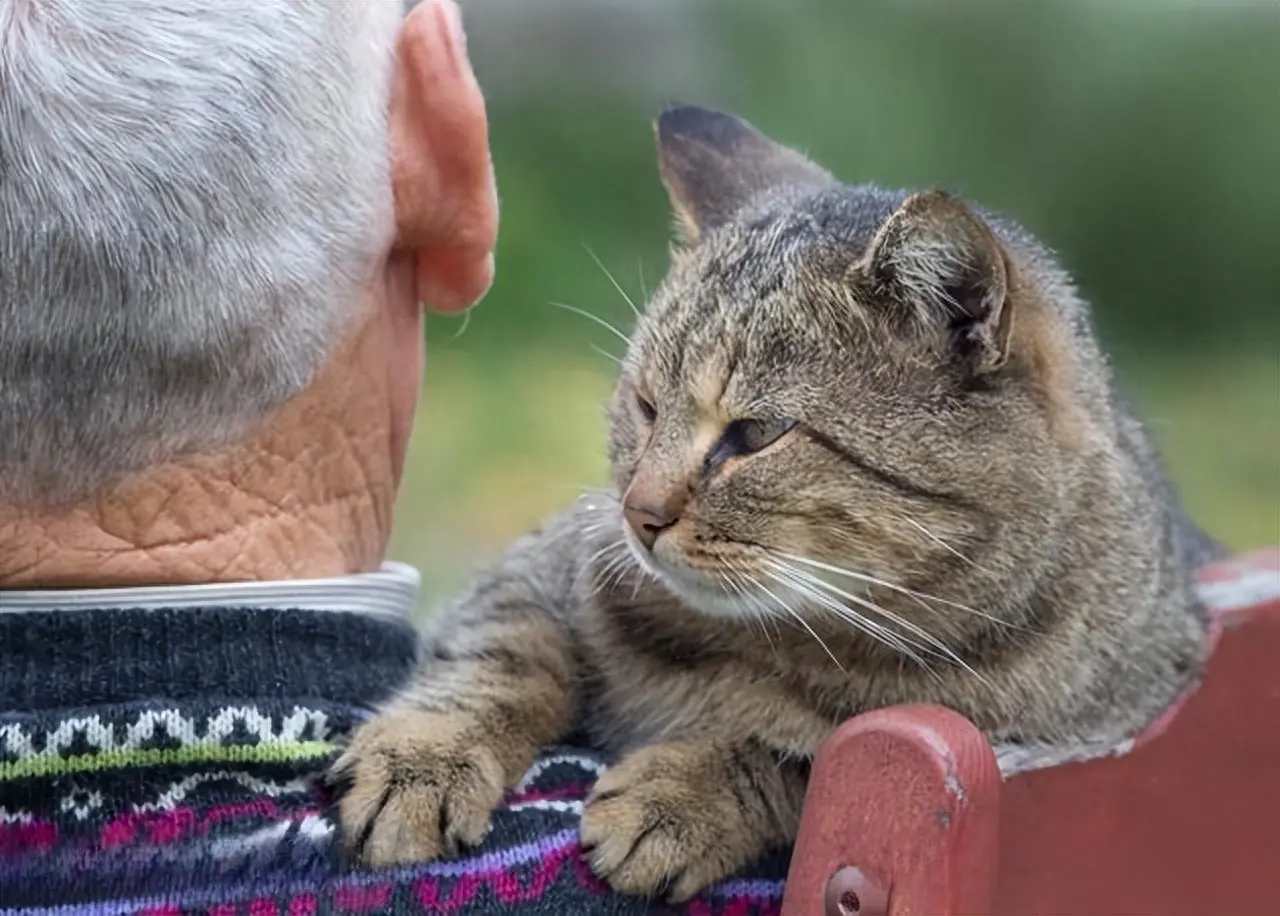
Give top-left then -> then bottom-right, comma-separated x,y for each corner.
655,106 -> 831,244
862,191 -> 1013,373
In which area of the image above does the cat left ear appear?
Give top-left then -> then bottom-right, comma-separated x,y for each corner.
862,191 -> 1013,374
655,106 -> 831,244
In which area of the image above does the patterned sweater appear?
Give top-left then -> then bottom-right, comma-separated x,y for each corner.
0,604 -> 788,915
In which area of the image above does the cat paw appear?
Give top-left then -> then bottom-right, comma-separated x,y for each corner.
579,742 -> 768,902
328,709 -> 511,868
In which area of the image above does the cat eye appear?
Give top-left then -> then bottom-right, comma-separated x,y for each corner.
730,417 -> 796,453
635,392 -> 657,422
706,416 -> 796,470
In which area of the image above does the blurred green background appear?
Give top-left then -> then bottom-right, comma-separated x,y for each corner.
393,0 -> 1279,607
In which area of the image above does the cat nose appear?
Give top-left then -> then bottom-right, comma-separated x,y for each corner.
623,501 -> 679,551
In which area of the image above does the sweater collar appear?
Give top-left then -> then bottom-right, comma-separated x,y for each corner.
0,561 -> 420,621
0,563 -> 423,713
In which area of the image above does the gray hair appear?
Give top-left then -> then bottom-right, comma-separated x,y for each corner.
0,0 -> 403,505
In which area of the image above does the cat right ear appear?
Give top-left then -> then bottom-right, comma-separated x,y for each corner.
655,106 -> 831,244
861,191 -> 1014,374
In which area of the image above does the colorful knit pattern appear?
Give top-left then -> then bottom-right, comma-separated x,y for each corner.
0,607 -> 787,915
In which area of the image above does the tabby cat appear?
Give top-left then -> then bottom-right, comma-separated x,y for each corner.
331,106 -> 1217,901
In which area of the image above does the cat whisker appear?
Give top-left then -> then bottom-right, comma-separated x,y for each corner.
597,549 -> 635,596
729,568 -> 785,644
723,568 -> 772,622
584,537 -> 625,568
778,551 -> 1021,633
764,565 -> 937,678
718,569 -> 779,656
578,516 -> 618,537
584,553 -> 624,593
748,572 -> 847,673
771,560 -> 940,650
544,513 -> 613,551
582,534 -> 634,597
570,495 -> 624,543
538,524 -> 589,554
894,515 -> 994,577
709,558 -> 814,647
583,244 -> 642,320
772,560 -> 992,689
778,545 -> 972,636
781,572 -> 956,677
579,539 -> 629,594
589,342 -> 622,365
547,300 -> 632,346
450,306 -> 473,340
574,489 -> 621,508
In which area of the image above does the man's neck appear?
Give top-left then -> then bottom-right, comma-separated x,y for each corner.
0,295 -> 414,591
0,438 -> 391,589
0,477 -> 384,590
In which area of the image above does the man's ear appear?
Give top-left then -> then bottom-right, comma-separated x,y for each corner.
390,0 -> 498,314
655,106 -> 831,244
861,191 -> 1014,374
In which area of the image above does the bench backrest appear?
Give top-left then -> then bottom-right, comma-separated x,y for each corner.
782,547 -> 1280,916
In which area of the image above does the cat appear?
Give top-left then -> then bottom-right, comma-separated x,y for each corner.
330,105 -> 1218,901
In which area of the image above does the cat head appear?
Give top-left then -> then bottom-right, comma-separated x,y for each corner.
608,106 -> 1083,637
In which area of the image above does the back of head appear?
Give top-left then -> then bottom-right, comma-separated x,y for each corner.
0,0 -> 402,505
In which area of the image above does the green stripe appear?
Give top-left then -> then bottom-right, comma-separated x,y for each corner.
0,740 -> 335,780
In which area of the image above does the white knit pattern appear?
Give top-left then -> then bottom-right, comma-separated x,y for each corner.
0,705 -> 331,763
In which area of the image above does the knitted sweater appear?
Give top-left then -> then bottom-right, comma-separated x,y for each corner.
0,604 -> 788,915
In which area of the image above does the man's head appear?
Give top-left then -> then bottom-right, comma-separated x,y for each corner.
0,0 -> 497,583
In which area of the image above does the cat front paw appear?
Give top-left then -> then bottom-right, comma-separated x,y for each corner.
580,741 -> 784,902
328,709 -> 521,868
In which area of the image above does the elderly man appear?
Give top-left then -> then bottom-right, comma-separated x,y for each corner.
0,1 -> 785,914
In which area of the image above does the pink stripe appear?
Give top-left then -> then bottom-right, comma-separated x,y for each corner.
207,798 -> 278,826
287,894 -> 318,916
147,807 -> 196,845
572,851 -> 613,894
138,906 -> 181,916
412,847 -> 588,912
413,874 -> 481,910
332,883 -> 394,912
100,802 -> 320,849
502,783 -> 589,805
0,821 -> 57,854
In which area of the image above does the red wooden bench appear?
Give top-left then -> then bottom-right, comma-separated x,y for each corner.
781,546 -> 1280,916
